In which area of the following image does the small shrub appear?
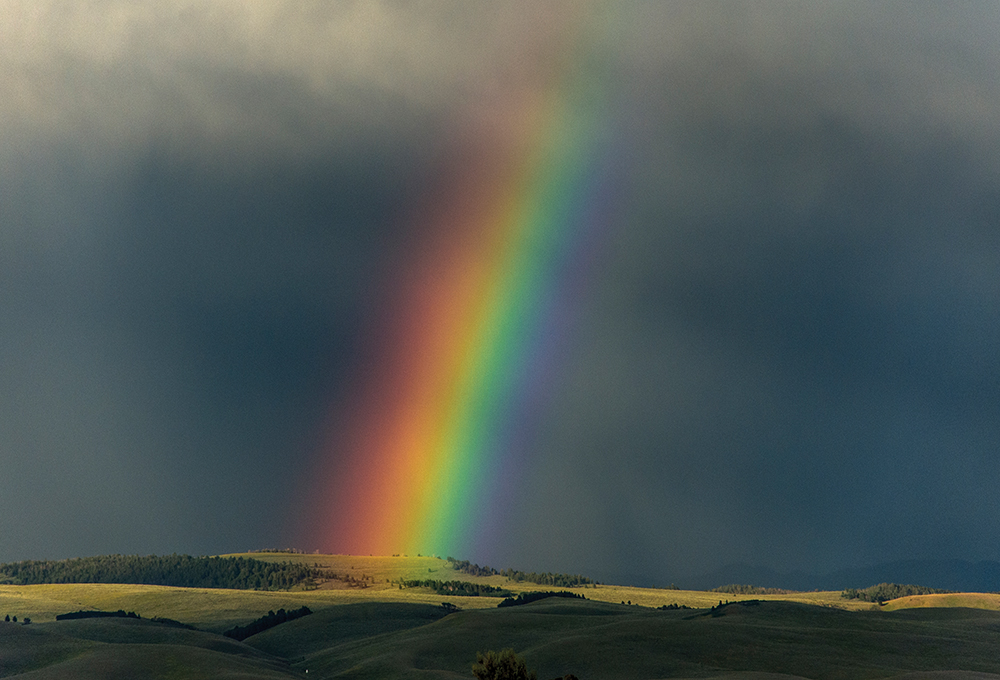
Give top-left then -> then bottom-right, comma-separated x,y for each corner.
472,648 -> 537,680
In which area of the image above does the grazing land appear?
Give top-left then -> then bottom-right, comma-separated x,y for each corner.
879,592 -> 1000,611
2,554 -> 1000,679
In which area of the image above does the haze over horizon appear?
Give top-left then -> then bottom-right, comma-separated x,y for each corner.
3,1 -> 1000,588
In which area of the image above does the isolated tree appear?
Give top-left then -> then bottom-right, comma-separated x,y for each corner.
472,648 -> 537,680
4,615 -> 8,622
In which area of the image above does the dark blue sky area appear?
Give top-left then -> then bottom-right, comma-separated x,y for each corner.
2,1 -> 999,586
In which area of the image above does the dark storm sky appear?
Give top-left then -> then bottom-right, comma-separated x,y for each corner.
3,1 -> 999,585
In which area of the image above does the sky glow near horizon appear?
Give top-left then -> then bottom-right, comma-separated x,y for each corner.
3,1 -> 1000,585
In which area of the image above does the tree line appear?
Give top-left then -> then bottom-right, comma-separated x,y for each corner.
56,609 -> 140,621
223,606 -> 312,641
711,584 -> 797,595
397,579 -> 512,597
0,554 -> 321,591
501,569 -> 593,588
325,571 -> 373,588
446,557 -> 594,588
447,558 -> 499,577
497,591 -> 586,608
841,583 -> 954,603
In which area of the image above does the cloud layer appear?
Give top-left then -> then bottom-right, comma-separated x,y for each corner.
3,1 -> 1000,584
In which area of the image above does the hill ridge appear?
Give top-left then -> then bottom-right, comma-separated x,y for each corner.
685,559 -> 1000,592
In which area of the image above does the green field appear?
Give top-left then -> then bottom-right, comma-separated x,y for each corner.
3,554 -> 1000,679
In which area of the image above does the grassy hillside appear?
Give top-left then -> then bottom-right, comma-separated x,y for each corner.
223,553 -> 879,612
4,554 -> 1000,678
880,592 -> 1000,611
6,595 -> 1000,679
256,598 -> 1000,680
245,602 -> 451,662
0,616 -> 298,679
13,553 -> 996,629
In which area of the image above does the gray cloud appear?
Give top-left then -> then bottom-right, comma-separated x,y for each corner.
3,1 -> 1000,585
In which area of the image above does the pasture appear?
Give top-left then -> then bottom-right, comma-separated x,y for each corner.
3,554 -> 1000,679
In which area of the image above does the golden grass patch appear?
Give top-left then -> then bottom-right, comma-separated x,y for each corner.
5,553 -> 984,630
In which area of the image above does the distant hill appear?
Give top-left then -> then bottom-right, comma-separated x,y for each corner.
0,554 -> 320,591
686,559 -> 1000,592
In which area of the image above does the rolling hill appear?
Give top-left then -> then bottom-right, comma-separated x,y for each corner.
3,553 -> 1000,679
685,560 -> 1000,593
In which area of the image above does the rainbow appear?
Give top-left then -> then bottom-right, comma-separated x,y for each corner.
311,20 -> 620,559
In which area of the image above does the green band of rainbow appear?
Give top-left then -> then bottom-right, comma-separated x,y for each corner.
310,16 -> 621,559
